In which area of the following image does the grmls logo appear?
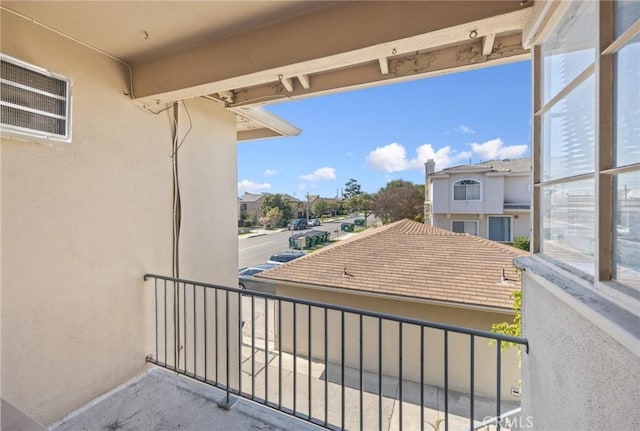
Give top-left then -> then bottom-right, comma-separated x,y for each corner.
481,415 -> 534,429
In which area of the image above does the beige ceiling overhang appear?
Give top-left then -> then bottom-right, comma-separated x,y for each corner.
2,1 -> 533,139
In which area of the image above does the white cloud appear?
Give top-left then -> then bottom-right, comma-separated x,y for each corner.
298,167 -> 336,181
264,169 -> 277,177
237,179 -> 271,194
366,142 -> 470,173
470,138 -> 528,161
366,143 -> 408,172
298,183 -> 306,190
457,124 -> 476,134
366,139 -> 528,173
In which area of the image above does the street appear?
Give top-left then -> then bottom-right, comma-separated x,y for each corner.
239,216 -> 375,269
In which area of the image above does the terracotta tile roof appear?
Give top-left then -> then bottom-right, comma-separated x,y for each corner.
257,219 -> 529,310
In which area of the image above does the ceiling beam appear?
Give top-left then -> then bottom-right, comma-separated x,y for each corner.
132,2 -> 531,104
482,33 -> 496,56
280,76 -> 294,92
229,32 -> 528,108
378,57 -> 390,75
297,74 -> 310,89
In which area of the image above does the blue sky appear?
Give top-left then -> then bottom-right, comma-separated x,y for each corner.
238,60 -> 531,198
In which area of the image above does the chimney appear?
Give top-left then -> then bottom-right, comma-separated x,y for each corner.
426,159 -> 436,177
424,159 -> 436,225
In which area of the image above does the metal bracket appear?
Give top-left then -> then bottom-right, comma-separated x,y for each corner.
217,394 -> 238,410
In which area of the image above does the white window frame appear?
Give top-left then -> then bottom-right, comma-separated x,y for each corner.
452,178 -> 482,201
487,215 -> 513,242
451,220 -> 479,235
531,1 -> 640,292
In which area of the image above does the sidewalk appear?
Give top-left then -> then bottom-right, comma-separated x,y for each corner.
238,297 -> 518,430
239,333 -> 518,430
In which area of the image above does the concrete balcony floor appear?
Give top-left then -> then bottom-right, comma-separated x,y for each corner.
51,340 -> 518,431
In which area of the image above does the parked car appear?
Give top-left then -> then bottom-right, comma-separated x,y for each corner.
288,218 -> 308,230
308,218 -> 321,226
267,250 -> 305,265
238,263 -> 277,289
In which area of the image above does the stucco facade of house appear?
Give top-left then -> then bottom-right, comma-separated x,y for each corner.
425,158 -> 532,243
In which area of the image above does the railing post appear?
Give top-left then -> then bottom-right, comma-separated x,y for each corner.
470,334 -> 475,430
444,330 -> 449,431
496,340 -> 502,431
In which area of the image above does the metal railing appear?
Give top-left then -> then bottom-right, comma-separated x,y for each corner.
144,273 -> 528,431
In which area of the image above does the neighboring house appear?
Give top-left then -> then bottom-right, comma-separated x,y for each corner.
425,158 -> 532,243
281,193 -> 306,219
257,219 -> 528,402
238,192 -> 268,224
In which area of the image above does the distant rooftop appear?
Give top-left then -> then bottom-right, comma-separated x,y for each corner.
258,219 -> 528,310
239,192 -> 266,202
432,158 -> 531,176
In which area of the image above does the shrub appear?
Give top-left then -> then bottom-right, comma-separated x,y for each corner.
513,236 -> 530,252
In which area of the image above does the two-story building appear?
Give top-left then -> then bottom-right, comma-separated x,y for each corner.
238,192 -> 268,225
425,158 -> 531,242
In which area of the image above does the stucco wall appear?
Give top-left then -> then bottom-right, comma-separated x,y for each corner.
276,285 -> 521,402
510,213 -> 531,239
521,271 -> 640,430
504,175 -> 531,205
431,177 -> 450,214
1,12 -> 237,425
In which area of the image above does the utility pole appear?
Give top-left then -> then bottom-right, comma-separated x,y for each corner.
306,192 -> 310,223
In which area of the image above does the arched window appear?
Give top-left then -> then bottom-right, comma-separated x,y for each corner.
453,179 -> 481,201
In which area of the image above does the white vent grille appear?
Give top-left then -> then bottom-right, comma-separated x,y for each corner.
1,55 -> 71,141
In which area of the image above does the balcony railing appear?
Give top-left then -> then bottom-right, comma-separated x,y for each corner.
143,273 -> 528,431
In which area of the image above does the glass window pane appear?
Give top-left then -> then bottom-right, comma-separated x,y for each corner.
541,74 -> 595,181
614,35 -> 640,167
454,185 -> 465,200
614,171 -> 640,289
541,178 -> 595,276
452,221 -> 463,233
489,217 -> 511,242
542,0 -> 596,104
468,184 -> 480,200
614,0 -> 640,39
452,221 -> 477,235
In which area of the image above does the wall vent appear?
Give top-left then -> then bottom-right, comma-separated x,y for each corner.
1,54 -> 72,141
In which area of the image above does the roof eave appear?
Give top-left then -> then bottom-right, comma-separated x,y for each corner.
257,277 -> 514,314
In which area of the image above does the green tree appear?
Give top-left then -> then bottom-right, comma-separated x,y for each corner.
312,198 -> 329,217
326,199 -> 343,216
372,180 -> 423,224
261,194 -> 293,223
343,178 -> 362,199
258,207 -> 283,228
346,192 -> 374,225
239,203 -> 250,226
